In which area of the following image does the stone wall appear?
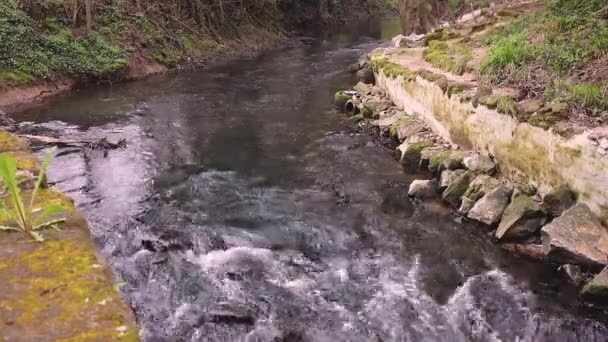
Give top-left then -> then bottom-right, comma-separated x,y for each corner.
375,71 -> 608,223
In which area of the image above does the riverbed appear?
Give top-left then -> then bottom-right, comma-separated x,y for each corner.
12,17 -> 608,341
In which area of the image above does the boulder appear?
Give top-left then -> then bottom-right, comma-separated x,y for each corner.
427,150 -> 452,174
542,185 -> 576,218
463,153 -> 496,174
581,266 -> 608,304
463,174 -> 499,201
439,169 -> 465,191
397,121 -> 425,141
458,196 -> 476,215
408,179 -> 438,198
442,151 -> 467,170
442,171 -> 474,208
356,67 -> 375,84
541,203 -> 608,269
400,141 -> 433,166
495,195 -> 546,240
467,186 -> 512,226
419,146 -> 447,170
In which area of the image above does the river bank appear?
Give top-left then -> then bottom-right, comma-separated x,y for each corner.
0,130 -> 138,340
0,0 -> 396,111
338,0 -> 608,307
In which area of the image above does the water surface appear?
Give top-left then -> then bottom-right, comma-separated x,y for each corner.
15,17 -> 608,341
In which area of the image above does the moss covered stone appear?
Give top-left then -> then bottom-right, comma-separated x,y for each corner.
429,150 -> 452,172
582,267 -> 608,305
496,195 -> 546,240
442,170 -> 474,208
372,59 -> 417,81
402,141 -> 433,165
334,91 -> 351,111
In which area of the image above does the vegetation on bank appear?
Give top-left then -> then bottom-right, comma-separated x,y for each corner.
0,0 -> 395,85
479,0 -> 608,121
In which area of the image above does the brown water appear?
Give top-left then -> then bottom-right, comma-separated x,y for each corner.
13,17 -> 608,341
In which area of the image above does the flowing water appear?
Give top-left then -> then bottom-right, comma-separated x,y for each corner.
13,18 -> 608,341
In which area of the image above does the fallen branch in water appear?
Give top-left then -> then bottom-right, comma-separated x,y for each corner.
21,135 -> 127,150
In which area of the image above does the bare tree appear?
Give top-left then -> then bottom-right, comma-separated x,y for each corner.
399,0 -> 437,35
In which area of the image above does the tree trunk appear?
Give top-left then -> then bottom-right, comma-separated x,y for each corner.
399,0 -> 436,35
85,0 -> 92,35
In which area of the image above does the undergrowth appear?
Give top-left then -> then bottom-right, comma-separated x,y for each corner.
479,0 -> 608,117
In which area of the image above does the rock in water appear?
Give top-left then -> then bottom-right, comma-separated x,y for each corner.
408,179 -> 438,198
541,203 -> 608,269
501,243 -> 546,261
581,266 -> 608,304
442,171 -> 474,208
463,153 -> 496,174
443,151 -> 467,170
439,169 -> 465,191
356,67 -> 375,84
463,174 -> 499,201
458,196 -> 476,215
542,185 -> 576,218
496,195 -> 546,240
467,186 -> 511,226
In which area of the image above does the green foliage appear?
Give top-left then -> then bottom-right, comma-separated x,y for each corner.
423,40 -> 472,74
0,2 -> 126,80
0,148 -> 65,242
480,32 -> 532,77
481,1 -> 608,82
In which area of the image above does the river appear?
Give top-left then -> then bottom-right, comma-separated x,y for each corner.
12,17 -> 608,341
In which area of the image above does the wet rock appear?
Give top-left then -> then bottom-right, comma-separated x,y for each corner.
501,243 -> 546,261
356,67 -> 375,84
443,151 -> 467,170
400,141 -> 433,166
458,196 -> 476,215
558,264 -> 584,285
581,267 -> 608,304
419,146 -> 447,170
467,186 -> 511,226
496,195 -> 546,240
408,179 -> 438,198
426,149 -> 451,173
542,185 -> 576,218
396,121 -> 425,141
541,203 -> 608,269
439,169 -> 465,191
463,153 -> 495,174
441,170 -> 474,208
463,174 -> 499,201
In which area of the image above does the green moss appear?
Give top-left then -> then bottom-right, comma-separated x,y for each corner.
0,131 -> 29,152
334,92 -> 351,110
404,141 -> 433,159
423,40 -> 472,75
372,58 -> 416,80
389,116 -> 414,138
349,114 -> 365,122
429,150 -> 452,169
361,106 -> 376,118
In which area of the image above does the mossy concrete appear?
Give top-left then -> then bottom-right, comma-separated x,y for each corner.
0,130 -> 138,341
